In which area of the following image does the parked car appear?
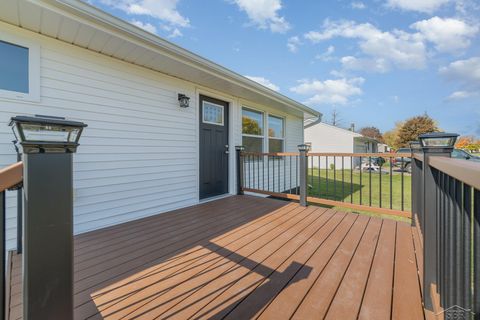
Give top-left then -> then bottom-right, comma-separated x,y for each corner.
452,149 -> 480,162
393,148 -> 412,172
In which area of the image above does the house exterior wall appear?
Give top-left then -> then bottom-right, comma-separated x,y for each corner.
305,123 -> 357,169
0,22 -> 304,250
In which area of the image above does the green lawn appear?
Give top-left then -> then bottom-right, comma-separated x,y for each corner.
307,168 -> 411,221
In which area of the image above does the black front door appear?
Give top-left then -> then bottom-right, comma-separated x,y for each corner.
199,95 -> 229,199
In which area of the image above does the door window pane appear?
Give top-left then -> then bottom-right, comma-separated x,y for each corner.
0,41 -> 29,94
269,139 -> 284,153
203,101 -> 224,125
243,136 -> 263,153
242,108 -> 263,135
268,115 -> 284,138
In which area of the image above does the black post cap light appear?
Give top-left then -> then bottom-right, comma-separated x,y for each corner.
235,145 -> 245,151
298,144 -> 310,152
418,132 -> 458,151
9,115 -> 87,153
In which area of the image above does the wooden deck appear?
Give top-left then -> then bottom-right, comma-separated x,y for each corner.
7,195 -> 424,320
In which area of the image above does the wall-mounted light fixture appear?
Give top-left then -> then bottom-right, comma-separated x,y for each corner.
178,93 -> 190,108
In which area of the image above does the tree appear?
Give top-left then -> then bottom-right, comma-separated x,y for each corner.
456,136 -> 480,152
456,136 -> 475,148
330,109 -> 343,127
395,114 -> 439,148
383,121 -> 403,149
359,126 -> 385,143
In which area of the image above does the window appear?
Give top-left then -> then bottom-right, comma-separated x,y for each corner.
0,36 -> 39,101
242,108 -> 264,152
268,115 -> 284,153
203,101 -> 224,125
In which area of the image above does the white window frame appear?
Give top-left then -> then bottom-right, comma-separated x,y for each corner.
202,101 -> 224,126
0,34 -> 40,102
242,106 -> 265,152
267,113 -> 285,153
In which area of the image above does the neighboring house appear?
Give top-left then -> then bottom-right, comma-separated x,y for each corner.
0,0 -> 319,250
304,121 -> 378,169
378,143 -> 391,153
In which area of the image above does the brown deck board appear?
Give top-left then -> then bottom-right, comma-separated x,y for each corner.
106,205 -> 318,319
324,217 -> 383,320
6,195 -> 424,320
87,203 -> 312,318
392,223 -> 425,320
358,219 -> 397,320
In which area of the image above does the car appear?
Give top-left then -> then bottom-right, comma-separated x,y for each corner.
452,149 -> 480,162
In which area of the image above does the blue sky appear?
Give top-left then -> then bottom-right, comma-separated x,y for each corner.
89,0 -> 480,136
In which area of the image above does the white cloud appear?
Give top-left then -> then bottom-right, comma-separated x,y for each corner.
440,57 -> 480,83
304,18 -> 477,73
305,20 -> 427,71
386,0 -> 451,13
287,36 -> 302,53
100,0 -> 189,36
245,76 -> 280,91
351,1 -> 366,9
232,0 -> 290,33
315,46 -> 335,61
131,19 -> 157,34
290,77 -> 365,105
340,56 -> 390,73
440,57 -> 480,100
411,17 -> 478,53
447,90 -> 476,99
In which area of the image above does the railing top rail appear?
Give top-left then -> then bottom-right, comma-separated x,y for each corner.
428,156 -> 480,190
307,152 -> 410,158
242,152 -> 300,156
242,152 -> 411,158
0,162 -> 23,193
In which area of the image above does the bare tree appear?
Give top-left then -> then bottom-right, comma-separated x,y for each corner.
330,109 -> 343,127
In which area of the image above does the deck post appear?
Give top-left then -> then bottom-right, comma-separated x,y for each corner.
235,146 -> 245,195
298,144 -> 309,207
9,115 -> 87,320
409,141 -> 421,228
419,133 -> 457,311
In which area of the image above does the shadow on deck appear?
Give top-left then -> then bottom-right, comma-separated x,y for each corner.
7,195 -> 424,320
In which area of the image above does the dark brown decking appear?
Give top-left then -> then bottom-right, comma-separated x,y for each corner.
7,195 -> 424,320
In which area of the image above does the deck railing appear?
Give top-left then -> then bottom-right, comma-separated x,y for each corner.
0,161 -> 23,319
413,149 -> 480,318
236,146 -> 412,219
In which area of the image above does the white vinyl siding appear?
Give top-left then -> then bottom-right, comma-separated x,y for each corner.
0,25 -> 198,249
0,22 -> 306,251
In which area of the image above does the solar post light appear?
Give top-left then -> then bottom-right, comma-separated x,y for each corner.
418,132 -> 458,152
9,115 -> 87,320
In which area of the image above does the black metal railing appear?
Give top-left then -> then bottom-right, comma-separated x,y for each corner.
238,151 -> 300,198
412,148 -> 479,318
236,146 -> 411,219
306,152 -> 410,215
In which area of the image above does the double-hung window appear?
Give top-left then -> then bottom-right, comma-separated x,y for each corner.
242,108 -> 264,152
0,35 -> 40,101
268,115 -> 285,153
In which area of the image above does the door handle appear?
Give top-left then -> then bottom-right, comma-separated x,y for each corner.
225,150 -> 230,154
